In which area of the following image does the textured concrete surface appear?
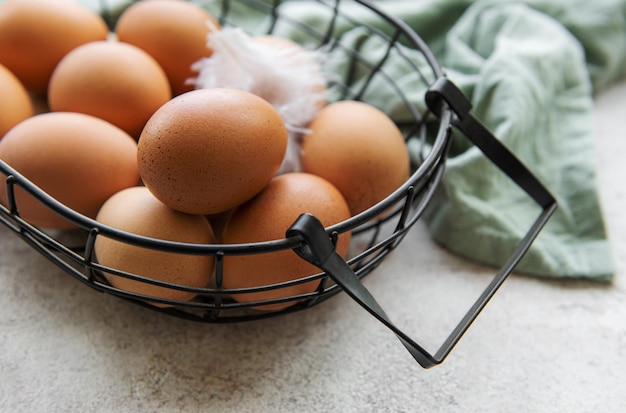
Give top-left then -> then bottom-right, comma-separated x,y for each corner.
1,82 -> 625,412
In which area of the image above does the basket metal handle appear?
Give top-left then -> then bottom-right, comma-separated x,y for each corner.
288,77 -> 557,368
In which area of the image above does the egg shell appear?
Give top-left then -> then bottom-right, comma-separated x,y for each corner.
301,100 -> 410,217
0,0 -> 109,95
95,186 -> 216,307
137,88 -> 288,215
0,112 -> 140,229
221,172 -> 351,311
48,40 -> 172,139
115,0 -> 220,96
0,64 -> 34,138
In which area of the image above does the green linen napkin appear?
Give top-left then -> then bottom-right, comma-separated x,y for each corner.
398,0 -> 625,280
423,0 -> 624,280
8,0 -> 625,280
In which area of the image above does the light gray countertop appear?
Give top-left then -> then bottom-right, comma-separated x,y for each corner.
1,82 -> 625,412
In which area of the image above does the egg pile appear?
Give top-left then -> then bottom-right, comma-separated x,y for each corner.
0,0 -> 410,310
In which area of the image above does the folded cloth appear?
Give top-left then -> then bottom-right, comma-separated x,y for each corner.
88,0 -> 625,280
427,0 -> 616,279
433,0 -> 626,280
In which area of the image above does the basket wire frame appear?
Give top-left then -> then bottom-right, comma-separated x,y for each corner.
0,0 -> 556,368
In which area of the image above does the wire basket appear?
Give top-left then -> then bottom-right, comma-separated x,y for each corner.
0,0 -> 556,368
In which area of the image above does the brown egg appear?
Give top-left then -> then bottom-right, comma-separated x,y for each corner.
0,64 -> 34,138
48,40 -> 172,139
221,172 -> 352,311
0,112 -> 140,229
115,0 -> 220,96
137,88 -> 287,215
301,100 -> 410,217
95,186 -> 216,307
0,0 -> 109,95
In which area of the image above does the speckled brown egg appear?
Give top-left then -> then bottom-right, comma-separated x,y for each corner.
137,88 -> 288,215
48,40 -> 172,139
0,64 -> 33,138
0,112 -> 140,229
115,0 -> 220,96
95,186 -> 216,307
0,0 -> 109,95
221,172 -> 352,311
301,100 -> 410,217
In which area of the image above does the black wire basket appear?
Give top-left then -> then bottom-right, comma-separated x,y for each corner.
0,0 -> 556,368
